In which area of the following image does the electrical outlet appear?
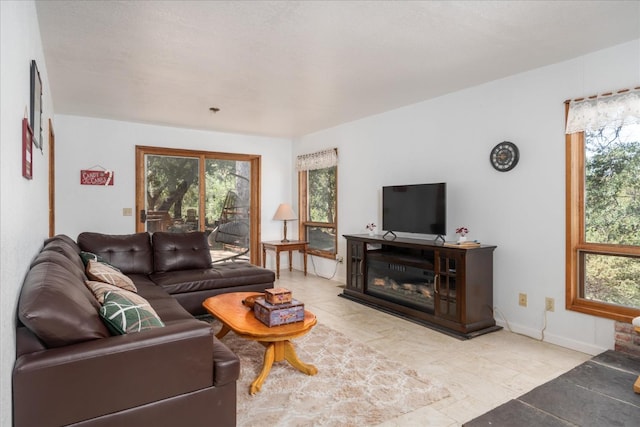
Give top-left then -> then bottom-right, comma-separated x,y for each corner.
545,297 -> 555,312
518,293 -> 527,307
336,255 -> 344,263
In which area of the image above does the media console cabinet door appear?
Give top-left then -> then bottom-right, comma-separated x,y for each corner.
435,251 -> 463,322
346,240 -> 365,292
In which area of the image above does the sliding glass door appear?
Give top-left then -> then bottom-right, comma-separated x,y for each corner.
135,146 -> 261,264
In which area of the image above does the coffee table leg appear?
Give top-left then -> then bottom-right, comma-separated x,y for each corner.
283,340 -> 318,376
251,342 -> 275,395
215,324 -> 231,339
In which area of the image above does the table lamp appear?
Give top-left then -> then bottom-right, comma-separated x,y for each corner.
273,203 -> 297,242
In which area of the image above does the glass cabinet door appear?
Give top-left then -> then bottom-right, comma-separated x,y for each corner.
347,241 -> 365,292
436,252 -> 459,320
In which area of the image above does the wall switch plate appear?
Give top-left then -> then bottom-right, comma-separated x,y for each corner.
519,293 -> 527,307
336,255 -> 344,263
545,297 -> 555,312
123,208 -> 133,216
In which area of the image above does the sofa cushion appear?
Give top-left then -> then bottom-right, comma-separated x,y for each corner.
77,232 -> 154,275
150,261 -> 275,294
30,250 -> 90,287
18,262 -> 110,348
152,232 -> 212,273
42,240 -> 86,273
99,291 -> 165,334
44,234 -> 81,253
86,260 -> 137,292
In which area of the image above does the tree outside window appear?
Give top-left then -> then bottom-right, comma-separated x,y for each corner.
582,124 -> 640,309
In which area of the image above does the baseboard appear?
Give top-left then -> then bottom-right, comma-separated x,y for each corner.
494,318 -> 608,355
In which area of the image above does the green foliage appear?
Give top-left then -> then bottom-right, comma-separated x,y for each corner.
308,166 -> 336,223
146,155 -> 250,229
305,166 -> 337,254
584,254 -> 640,309
205,159 -> 250,227
146,156 -> 199,218
583,124 -> 640,307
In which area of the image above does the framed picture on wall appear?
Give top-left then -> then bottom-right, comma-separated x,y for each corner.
30,60 -> 42,151
22,118 -> 33,179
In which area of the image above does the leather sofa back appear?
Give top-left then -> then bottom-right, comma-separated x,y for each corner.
41,238 -> 86,272
78,232 -> 154,274
152,231 -> 212,273
17,261 -> 110,348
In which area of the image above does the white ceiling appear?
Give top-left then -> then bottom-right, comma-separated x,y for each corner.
36,1 -> 640,138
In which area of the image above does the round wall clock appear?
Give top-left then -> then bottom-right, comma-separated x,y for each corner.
490,141 -> 519,172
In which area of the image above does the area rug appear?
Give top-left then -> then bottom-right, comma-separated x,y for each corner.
208,319 -> 450,426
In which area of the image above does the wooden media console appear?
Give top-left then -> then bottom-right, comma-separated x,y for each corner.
341,234 -> 500,338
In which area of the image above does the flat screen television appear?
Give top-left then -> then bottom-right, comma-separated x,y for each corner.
382,183 -> 446,238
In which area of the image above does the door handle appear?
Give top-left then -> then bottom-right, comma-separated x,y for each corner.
140,210 -> 147,222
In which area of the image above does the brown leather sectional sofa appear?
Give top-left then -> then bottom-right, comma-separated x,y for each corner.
13,231 -> 275,427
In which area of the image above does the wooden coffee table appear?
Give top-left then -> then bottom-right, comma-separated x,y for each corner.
202,292 -> 318,394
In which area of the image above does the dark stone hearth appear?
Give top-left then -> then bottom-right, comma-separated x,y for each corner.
465,350 -> 640,427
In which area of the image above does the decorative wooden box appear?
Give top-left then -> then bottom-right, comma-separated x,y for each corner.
254,297 -> 304,327
265,287 -> 293,305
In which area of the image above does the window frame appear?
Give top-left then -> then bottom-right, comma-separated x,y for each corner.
298,166 -> 338,259
565,104 -> 640,323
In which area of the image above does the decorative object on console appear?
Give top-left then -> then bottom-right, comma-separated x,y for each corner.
444,240 -> 481,248
456,226 -> 468,242
273,203 -> 297,242
366,222 -> 377,236
490,141 -> 519,172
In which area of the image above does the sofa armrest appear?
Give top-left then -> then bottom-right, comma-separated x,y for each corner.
212,335 -> 241,386
13,320 -> 230,427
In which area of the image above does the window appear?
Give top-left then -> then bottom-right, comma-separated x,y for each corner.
297,149 -> 338,259
565,88 -> 640,322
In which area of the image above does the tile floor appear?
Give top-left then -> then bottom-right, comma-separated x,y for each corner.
275,269 -> 592,426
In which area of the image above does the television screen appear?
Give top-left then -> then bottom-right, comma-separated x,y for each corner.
382,183 -> 446,236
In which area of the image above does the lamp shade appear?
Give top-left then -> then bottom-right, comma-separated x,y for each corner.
273,204 -> 297,221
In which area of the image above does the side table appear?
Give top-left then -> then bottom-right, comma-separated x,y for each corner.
262,240 -> 308,279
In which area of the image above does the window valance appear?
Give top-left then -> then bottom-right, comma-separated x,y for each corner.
296,148 -> 338,171
565,87 -> 640,134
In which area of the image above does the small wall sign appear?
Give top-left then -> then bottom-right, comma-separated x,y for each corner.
80,169 -> 114,186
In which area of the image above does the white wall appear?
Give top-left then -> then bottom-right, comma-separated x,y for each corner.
294,39 -> 640,354
54,115 -> 292,267
0,1 -> 54,425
